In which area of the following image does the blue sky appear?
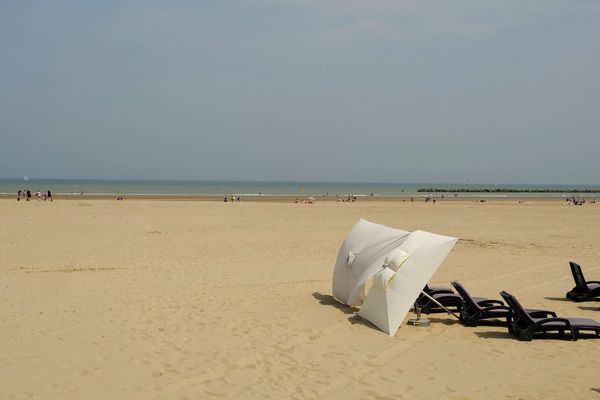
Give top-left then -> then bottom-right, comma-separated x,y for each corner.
1,1 -> 599,184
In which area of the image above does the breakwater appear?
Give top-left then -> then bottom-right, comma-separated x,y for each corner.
418,188 -> 600,193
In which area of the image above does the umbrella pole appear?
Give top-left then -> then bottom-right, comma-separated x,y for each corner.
419,291 -> 461,320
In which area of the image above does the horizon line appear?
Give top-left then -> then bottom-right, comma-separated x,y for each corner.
1,177 -> 600,187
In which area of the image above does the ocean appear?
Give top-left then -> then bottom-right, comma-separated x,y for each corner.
2,179 -> 600,198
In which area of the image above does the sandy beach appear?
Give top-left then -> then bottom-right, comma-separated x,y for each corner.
1,198 -> 599,399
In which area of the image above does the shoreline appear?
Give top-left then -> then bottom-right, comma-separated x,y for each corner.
2,194 -> 597,202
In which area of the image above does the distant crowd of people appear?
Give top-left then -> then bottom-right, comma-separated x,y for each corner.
336,194 -> 357,203
567,197 -> 596,205
17,189 -> 52,202
223,194 -> 241,202
295,197 -> 314,204
424,194 -> 438,204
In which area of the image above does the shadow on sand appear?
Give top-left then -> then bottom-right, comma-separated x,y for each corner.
475,331 -> 599,341
347,314 -> 384,333
545,296 -> 600,304
425,316 -> 460,326
311,292 -> 383,333
579,305 -> 600,311
473,331 -> 513,340
543,296 -> 572,302
312,292 -> 358,315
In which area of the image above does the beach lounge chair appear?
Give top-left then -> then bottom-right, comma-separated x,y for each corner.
414,284 -> 457,313
500,290 -> 600,341
416,291 -> 463,314
424,283 -> 454,295
565,261 -> 600,302
451,281 -> 512,326
452,281 -> 557,328
417,283 -> 494,315
415,285 -> 462,314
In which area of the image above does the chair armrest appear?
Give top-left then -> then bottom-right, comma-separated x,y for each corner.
526,309 -> 557,318
429,289 -> 455,295
477,299 -> 504,306
480,305 -> 511,313
534,317 -> 571,329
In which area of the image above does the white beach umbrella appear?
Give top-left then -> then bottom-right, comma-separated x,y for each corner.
358,230 -> 457,336
332,219 -> 410,306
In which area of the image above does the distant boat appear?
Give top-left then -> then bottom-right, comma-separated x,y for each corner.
23,176 -> 29,181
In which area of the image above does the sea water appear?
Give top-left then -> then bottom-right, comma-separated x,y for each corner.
1,179 -> 600,198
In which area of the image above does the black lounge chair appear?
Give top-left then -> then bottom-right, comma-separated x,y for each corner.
424,283 -> 454,295
416,291 -> 463,314
451,282 -> 553,328
451,281 -> 512,326
417,283 -> 496,315
414,284 -> 458,313
500,290 -> 600,341
565,261 -> 600,302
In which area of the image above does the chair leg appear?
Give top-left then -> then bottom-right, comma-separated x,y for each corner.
464,315 -> 478,327
519,330 -> 533,341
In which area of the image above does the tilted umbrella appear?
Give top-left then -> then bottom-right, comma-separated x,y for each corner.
332,219 -> 410,306
358,230 -> 457,335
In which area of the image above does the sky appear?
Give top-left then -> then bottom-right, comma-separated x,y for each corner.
1,0 -> 599,184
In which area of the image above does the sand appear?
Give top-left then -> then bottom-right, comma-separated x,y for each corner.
1,198 -> 599,399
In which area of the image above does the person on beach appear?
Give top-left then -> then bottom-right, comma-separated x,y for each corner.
47,190 -> 52,201
17,190 -> 21,201
26,190 -> 31,201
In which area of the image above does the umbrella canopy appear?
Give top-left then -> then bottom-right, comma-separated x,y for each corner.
332,219 -> 410,306
358,230 -> 457,336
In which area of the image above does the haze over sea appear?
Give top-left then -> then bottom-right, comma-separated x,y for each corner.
2,178 -> 600,198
